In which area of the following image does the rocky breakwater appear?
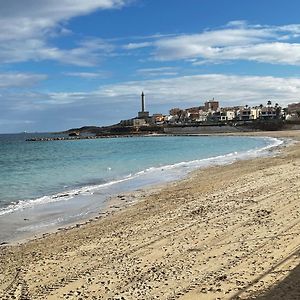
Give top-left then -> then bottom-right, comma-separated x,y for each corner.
26,136 -> 97,142
26,134 -> 145,142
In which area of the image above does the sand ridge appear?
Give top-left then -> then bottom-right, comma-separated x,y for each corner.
0,130 -> 300,299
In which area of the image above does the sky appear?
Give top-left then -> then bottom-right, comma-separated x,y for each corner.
2,0 -> 300,133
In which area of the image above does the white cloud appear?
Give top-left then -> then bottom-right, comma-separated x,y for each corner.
0,73 -> 47,88
0,0 -> 130,65
225,20 -> 249,28
94,74 -> 300,107
215,42 -> 300,65
63,71 -> 110,79
2,73 -> 300,131
3,73 -> 300,112
6,73 -> 293,110
123,42 -> 153,50
125,22 -> 300,66
0,0 -> 128,41
0,38 -> 114,66
137,67 -> 178,77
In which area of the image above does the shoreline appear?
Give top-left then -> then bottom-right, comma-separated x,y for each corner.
0,134 -> 286,246
1,130 -> 300,299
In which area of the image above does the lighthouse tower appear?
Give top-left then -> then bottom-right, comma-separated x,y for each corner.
141,91 -> 145,112
138,91 -> 149,118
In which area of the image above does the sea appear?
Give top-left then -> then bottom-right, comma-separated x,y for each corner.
0,133 -> 283,243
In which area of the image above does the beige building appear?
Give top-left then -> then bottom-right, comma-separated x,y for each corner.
152,114 -> 164,124
120,118 -> 147,126
237,108 -> 251,120
226,110 -> 236,120
198,111 -> 209,122
250,107 -> 262,120
260,107 -> 277,119
205,100 -> 219,111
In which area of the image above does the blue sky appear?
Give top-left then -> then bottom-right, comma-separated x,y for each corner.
1,0 -> 300,133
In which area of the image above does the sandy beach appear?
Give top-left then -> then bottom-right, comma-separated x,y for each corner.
0,130 -> 300,300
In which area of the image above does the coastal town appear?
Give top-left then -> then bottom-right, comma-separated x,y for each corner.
88,92 -> 300,136
120,92 -> 300,127
25,92 -> 300,142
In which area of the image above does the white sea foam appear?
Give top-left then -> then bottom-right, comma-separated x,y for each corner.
0,136 -> 286,216
0,176 -> 135,216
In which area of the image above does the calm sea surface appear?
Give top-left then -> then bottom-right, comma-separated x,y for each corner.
0,133 -> 281,217
0,133 -> 284,242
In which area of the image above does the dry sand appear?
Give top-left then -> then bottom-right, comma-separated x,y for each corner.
0,130 -> 300,300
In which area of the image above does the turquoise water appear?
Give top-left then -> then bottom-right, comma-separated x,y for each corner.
0,133 -> 284,242
0,133 -> 281,217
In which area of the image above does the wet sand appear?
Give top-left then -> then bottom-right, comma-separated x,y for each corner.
0,130 -> 300,299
